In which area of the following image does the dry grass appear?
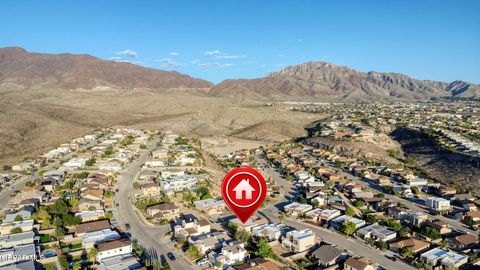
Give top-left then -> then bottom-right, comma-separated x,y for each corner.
0,88 -> 319,167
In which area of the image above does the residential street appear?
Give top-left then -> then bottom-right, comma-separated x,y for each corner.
257,156 -> 416,270
114,136 -> 199,270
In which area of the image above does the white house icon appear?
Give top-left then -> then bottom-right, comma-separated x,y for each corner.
232,179 -> 256,200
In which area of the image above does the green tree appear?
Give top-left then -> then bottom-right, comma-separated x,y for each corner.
88,248 -> 98,262
186,245 -> 202,260
2,165 -> 12,171
133,182 -> 141,189
399,227 -> 411,238
298,196 -> 307,204
58,255 -> 69,269
14,215 -> 23,221
311,199 -> 319,209
54,227 -> 65,238
345,207 -> 355,217
234,228 -> 251,243
421,227 -> 440,240
400,247 -> 413,258
73,261 -> 81,270
380,218 -> 402,232
375,241 -> 388,251
69,198 -> 79,209
354,200 -> 365,207
340,221 -> 357,236
255,238 -> 275,258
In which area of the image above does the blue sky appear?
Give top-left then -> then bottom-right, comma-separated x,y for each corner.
1,0 -> 479,84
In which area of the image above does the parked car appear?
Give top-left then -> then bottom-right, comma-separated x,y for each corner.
167,252 -> 176,260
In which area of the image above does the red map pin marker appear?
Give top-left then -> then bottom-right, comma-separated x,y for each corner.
221,167 -> 267,224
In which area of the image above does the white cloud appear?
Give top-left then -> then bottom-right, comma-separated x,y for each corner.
198,62 -> 220,67
116,49 -> 138,58
155,58 -> 184,68
109,56 -> 122,60
204,50 -> 221,56
215,54 -> 246,59
194,61 -> 233,68
169,52 -> 179,56
260,64 -> 268,68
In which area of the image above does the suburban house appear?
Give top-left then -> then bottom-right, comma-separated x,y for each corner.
424,220 -> 452,235
281,229 -> 315,253
426,197 -> 451,212
83,229 -> 121,249
160,175 -> 198,194
389,238 -> 430,254
96,239 -> 133,262
231,258 -> 282,270
251,223 -> 287,241
230,216 -> 268,233
311,245 -> 348,268
344,257 -> 376,270
81,189 -> 104,201
191,231 -> 232,254
75,210 -> 106,222
357,224 -> 397,242
173,215 -> 210,238
420,248 -> 468,269
151,149 -> 168,159
283,202 -> 313,217
97,160 -> 123,171
146,203 -> 179,221
0,220 -> 34,236
75,220 -> 111,237
3,210 -> 32,223
305,208 -> 341,223
78,198 -> 103,212
0,232 -> 35,248
141,182 -> 161,197
445,234 -> 478,251
97,254 -> 141,270
330,215 -> 366,230
138,170 -> 159,181
144,160 -> 166,168
215,242 -> 248,268
194,198 -> 226,215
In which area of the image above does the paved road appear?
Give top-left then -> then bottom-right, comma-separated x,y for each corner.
114,137 -> 199,270
256,156 -> 415,270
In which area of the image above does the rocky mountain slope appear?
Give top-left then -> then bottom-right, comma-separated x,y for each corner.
0,47 -> 213,90
210,62 -> 480,100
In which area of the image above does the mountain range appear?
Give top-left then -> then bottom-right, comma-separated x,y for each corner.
1,47 -> 479,100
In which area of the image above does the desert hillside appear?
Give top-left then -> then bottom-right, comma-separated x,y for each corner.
0,47 -> 213,90
210,62 -> 480,100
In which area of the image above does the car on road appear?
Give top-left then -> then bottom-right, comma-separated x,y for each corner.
160,255 -> 167,265
385,255 -> 397,261
167,252 -> 176,260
